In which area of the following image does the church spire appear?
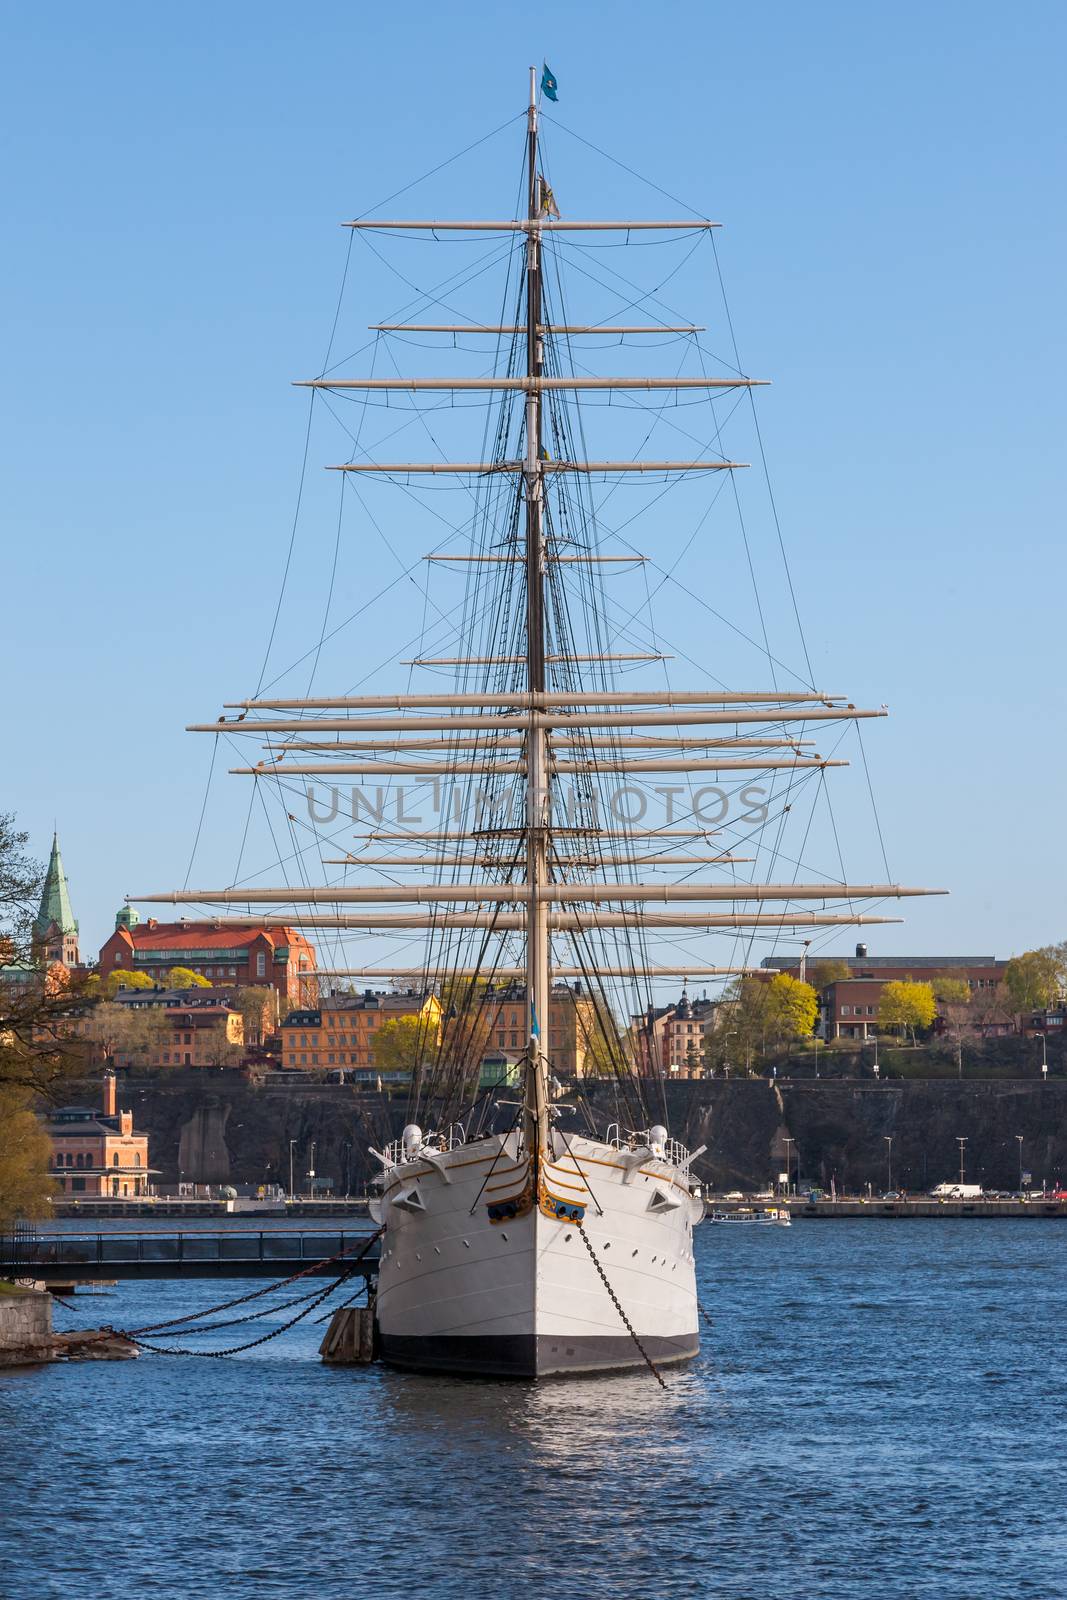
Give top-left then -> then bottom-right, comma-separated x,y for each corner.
34,832 -> 80,967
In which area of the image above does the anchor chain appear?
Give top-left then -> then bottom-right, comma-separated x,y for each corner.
577,1224 -> 667,1390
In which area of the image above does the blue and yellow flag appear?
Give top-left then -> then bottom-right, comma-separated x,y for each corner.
541,63 -> 558,102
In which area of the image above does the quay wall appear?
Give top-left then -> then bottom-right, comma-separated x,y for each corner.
0,1288 -> 53,1366
72,1073 -> 1067,1196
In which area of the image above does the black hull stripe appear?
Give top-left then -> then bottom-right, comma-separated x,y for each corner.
379,1331 -> 698,1378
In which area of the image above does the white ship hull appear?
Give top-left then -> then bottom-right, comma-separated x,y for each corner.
372,1130 -> 702,1377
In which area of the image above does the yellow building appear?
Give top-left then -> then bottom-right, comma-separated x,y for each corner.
281,990 -> 442,1071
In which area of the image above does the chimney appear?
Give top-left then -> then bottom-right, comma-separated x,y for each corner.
856,942 -> 868,959
102,1073 -> 117,1118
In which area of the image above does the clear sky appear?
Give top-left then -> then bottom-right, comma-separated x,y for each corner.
4,0 -> 1064,975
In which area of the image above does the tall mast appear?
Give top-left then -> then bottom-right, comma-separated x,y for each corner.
524,65 -> 550,1160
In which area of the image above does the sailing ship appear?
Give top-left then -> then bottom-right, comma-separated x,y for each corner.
134,70 -> 940,1376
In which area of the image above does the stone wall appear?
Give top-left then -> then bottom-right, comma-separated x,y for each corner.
88,1072 -> 1067,1195
0,1288 -> 53,1367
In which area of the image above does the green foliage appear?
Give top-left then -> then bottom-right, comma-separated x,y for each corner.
166,967 -> 212,990
234,986 -> 276,1046
719,973 -> 818,1065
87,968 -> 156,998
374,1015 -> 433,1073
770,974 -> 819,1037
0,1086 -> 54,1226
934,975 -> 972,1007
878,979 -> 936,1040
809,959 -> 850,989
1004,949 -> 1062,1013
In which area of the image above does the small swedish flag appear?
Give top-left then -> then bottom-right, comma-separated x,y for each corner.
541,63 -> 558,102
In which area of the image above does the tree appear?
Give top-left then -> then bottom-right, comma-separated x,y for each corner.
575,1008 -> 633,1078
86,968 -> 156,999
234,986 -> 277,1047
374,1015 -> 435,1075
878,979 -> 936,1042
809,959 -> 850,990
1004,950 -> 1062,1014
76,1001 -> 170,1071
201,1019 -> 244,1069
0,814 -> 87,1221
933,975 -> 972,1008
769,974 -> 819,1041
166,967 -> 211,990
0,813 -> 43,948
718,974 -> 818,1066
0,1086 -> 54,1226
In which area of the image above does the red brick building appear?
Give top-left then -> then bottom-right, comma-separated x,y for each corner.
98,912 -> 317,1007
761,953 -> 1010,1040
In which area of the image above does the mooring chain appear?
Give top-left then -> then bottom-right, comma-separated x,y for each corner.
148,1282 -> 330,1339
577,1225 -> 667,1390
128,1229 -> 384,1338
57,1228 -> 385,1359
133,1267 -> 358,1358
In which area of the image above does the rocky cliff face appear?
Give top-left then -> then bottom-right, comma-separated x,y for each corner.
108,1073 -> 1067,1195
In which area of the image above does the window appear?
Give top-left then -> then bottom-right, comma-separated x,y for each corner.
256,953 -> 266,978
841,1005 -> 851,1017
72,1177 -> 85,1193
300,1053 -> 307,1064
135,1153 -> 141,1166
112,1152 -> 120,1166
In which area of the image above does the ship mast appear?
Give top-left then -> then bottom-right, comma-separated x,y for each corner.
524,65 -> 550,1161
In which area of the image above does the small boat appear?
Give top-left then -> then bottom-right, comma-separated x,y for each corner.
708,1206 -> 791,1227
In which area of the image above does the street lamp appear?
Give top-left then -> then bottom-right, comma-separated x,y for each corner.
814,1035 -> 821,1079
872,1033 -> 880,1079
307,1140 -> 317,1198
884,1135 -> 894,1195
723,1029 -> 737,1080
288,1138 -> 297,1202
1015,1134 -> 1024,1192
957,1136 -> 967,1188
783,1136 -> 795,1196
1036,1032 -> 1048,1081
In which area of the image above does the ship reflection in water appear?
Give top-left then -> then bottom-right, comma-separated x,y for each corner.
2,1223 -> 1064,1600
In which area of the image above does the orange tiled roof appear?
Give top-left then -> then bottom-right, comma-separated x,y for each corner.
122,923 -> 309,953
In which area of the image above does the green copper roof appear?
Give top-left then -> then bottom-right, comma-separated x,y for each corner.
34,833 -> 78,938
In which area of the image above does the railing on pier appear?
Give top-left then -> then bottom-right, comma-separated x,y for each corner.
0,1231 -> 381,1282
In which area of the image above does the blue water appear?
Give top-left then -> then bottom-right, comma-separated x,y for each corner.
2,1221 -> 1064,1600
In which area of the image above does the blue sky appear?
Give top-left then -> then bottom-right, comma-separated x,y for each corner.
4,0 -> 1064,975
